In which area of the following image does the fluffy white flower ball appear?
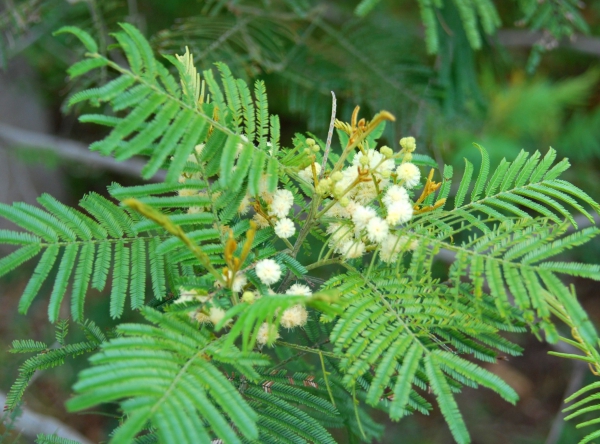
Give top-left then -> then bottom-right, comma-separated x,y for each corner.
386,200 -> 414,225
366,217 -> 389,243
379,234 -> 420,263
178,188 -> 197,197
176,287 -> 206,304
232,273 -> 247,293
396,162 -> 421,188
379,234 -> 405,263
191,310 -> 210,324
352,205 -> 376,231
274,217 -> 296,239
383,185 -> 409,207
326,202 -> 352,219
256,322 -> 279,346
209,306 -> 227,325
353,182 -> 381,204
352,149 -> 395,177
280,305 -> 309,329
238,194 -> 252,215
327,223 -> 354,249
286,283 -> 312,296
252,213 -> 270,229
335,167 -> 359,196
298,162 -> 321,183
258,175 -> 274,204
255,258 -> 282,285
268,189 -> 294,217
340,240 -> 366,259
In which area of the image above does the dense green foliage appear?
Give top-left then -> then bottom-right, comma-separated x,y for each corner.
2,20 -> 600,443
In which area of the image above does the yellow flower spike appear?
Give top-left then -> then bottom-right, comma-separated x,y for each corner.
311,161 -> 320,187
357,118 -> 366,131
334,119 -> 352,135
238,221 -> 257,267
221,266 -> 231,286
351,105 -> 360,131
413,198 -> 447,215
224,230 -> 237,265
366,111 -> 396,131
413,169 -> 442,211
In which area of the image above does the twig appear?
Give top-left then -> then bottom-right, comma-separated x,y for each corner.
0,391 -> 93,444
497,30 -> 600,58
0,122 -> 166,181
320,91 -> 336,179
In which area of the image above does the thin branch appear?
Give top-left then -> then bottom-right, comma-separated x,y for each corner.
0,391 -> 93,444
497,30 -> 600,58
320,91 -> 336,179
0,122 -> 166,181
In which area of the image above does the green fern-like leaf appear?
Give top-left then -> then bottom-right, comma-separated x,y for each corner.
0,193 -> 169,322
67,308 -> 268,443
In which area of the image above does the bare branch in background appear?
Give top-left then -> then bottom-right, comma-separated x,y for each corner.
0,122 -> 165,181
498,30 -> 600,58
0,391 -> 93,444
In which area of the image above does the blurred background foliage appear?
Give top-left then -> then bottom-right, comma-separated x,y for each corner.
2,0 -> 600,443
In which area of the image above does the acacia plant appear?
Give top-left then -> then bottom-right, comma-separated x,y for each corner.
3,24 -> 600,444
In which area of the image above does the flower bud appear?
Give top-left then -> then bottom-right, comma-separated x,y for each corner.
400,137 -> 416,152
311,145 -> 320,152
359,155 -> 370,166
306,138 -> 315,146
331,171 -> 343,182
242,291 -> 255,303
380,146 -> 393,158
333,183 -> 345,197
339,197 -> 350,207
316,178 -> 332,196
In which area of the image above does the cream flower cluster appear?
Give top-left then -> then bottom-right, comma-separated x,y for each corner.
255,258 -> 282,286
245,187 -> 298,238
256,282 -> 312,346
270,189 -> 296,239
180,137 -> 298,240
256,322 -> 279,346
298,162 -> 321,183
323,145 -> 421,261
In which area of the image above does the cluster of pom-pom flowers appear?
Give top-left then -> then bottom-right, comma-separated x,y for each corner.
176,139 -> 298,241
181,258 -> 311,347
321,137 -> 421,261
175,130 -> 428,347
254,259 -> 311,345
